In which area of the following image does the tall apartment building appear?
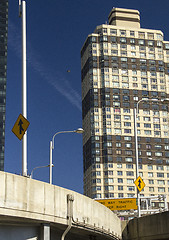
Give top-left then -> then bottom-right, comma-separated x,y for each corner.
0,0 -> 8,170
81,8 -> 169,201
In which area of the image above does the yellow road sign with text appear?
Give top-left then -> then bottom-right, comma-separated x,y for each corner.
134,176 -> 145,192
96,198 -> 137,211
12,114 -> 30,140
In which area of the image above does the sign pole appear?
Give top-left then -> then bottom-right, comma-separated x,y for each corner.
19,0 -> 27,176
134,108 -> 141,217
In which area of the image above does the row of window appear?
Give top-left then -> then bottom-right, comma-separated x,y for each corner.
91,157 -> 168,165
92,171 -> 169,177
92,177 -> 169,185
92,163 -> 168,171
92,128 -> 169,137
92,108 -> 168,117
96,29 -> 163,41
92,185 -> 168,193
91,135 -> 169,143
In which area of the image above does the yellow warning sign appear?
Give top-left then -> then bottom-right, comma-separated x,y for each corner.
96,198 -> 137,211
134,176 -> 145,192
12,114 -> 30,140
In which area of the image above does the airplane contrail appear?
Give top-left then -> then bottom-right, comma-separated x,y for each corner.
8,21 -> 82,112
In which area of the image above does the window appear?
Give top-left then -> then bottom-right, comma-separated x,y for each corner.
124,136 -> 132,141
158,187 -> 165,193
118,186 -> 123,191
125,157 -> 133,162
93,194 -> 101,199
105,186 -> 114,191
149,187 -> 154,192
155,152 -> 162,157
127,171 -> 134,176
146,144 -> 151,149
110,29 -> 117,35
144,130 -> 151,135
130,31 -> 135,36
92,186 -> 101,191
148,172 -> 153,177
128,194 -> 135,197
125,143 -> 132,148
131,52 -> 136,56
149,180 -> 154,184
125,150 -> 133,155
116,135 -> 121,141
144,123 -> 151,128
120,37 -> 127,43
117,164 -> 122,168
148,165 -> 153,170
118,178 -> 123,183
127,179 -> 134,184
117,157 -> 122,162
124,122 -> 131,127
157,173 -> 164,178
127,186 -> 135,191
116,142 -> 121,148
118,193 -> 124,198
144,117 -> 151,121
157,165 -> 164,170
126,164 -> 133,169
120,30 -> 126,36
157,180 -> 165,185
124,129 -> 131,134
117,171 -> 123,176
146,151 -> 152,156
121,57 -> 127,62
130,39 -> 135,44
124,115 -> 131,120
138,39 -> 145,45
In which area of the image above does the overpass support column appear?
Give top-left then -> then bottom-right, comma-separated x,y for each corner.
41,223 -> 50,240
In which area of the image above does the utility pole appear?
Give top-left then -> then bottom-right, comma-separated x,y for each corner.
19,0 -> 27,176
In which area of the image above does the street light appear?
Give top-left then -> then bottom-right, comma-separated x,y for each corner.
30,164 -> 54,179
134,98 -> 168,217
49,128 -> 84,184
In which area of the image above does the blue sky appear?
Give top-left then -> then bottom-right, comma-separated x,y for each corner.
5,0 -> 169,193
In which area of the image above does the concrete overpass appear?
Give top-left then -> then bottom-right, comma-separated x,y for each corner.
122,211 -> 169,240
0,171 -> 121,240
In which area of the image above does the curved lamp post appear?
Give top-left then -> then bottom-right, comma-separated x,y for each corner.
30,164 -> 54,179
134,98 -> 169,217
49,128 -> 84,184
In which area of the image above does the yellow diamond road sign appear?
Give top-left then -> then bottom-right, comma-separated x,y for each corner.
12,114 -> 30,140
134,176 -> 145,192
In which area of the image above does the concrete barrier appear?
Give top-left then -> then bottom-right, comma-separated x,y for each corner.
0,171 -> 121,240
122,211 -> 169,240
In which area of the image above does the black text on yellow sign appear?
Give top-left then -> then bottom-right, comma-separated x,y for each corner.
96,198 -> 138,211
134,176 -> 145,192
12,114 -> 30,140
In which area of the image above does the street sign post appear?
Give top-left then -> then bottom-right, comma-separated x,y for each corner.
134,176 -> 145,192
12,114 -> 30,140
96,198 -> 138,211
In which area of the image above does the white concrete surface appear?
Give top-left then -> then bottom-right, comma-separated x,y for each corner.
0,171 -> 121,239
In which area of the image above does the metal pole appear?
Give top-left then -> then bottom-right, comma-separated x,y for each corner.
21,0 -> 27,176
30,164 -> 50,179
134,108 -> 141,217
49,141 -> 53,184
49,128 -> 83,184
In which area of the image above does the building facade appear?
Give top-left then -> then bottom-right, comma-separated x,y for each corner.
0,0 -> 8,170
81,8 -> 169,202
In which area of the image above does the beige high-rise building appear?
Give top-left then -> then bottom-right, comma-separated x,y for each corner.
81,8 -> 169,203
